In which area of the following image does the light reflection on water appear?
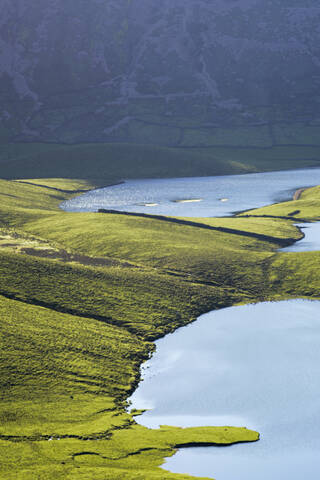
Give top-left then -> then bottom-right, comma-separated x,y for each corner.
130,300 -> 320,480
62,167 -> 320,217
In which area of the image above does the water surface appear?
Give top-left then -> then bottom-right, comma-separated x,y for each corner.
63,168 -> 320,478
281,223 -> 320,252
62,168 -> 320,217
130,300 -> 320,480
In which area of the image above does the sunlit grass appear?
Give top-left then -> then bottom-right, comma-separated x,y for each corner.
0,176 -> 320,479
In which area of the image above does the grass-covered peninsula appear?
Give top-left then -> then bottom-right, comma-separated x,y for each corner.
0,177 -> 320,479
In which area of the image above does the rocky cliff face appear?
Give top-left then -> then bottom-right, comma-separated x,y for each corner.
1,0 -> 320,146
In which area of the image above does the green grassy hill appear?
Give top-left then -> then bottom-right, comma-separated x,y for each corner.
0,177 -> 319,479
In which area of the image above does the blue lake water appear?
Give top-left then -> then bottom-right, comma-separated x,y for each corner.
64,168 -> 320,478
129,300 -> 320,480
281,223 -> 320,252
62,167 -> 320,217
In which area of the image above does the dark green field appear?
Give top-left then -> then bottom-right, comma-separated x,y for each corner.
1,142 -> 320,183
0,171 -> 319,479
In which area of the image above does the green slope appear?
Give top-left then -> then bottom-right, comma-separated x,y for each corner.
0,177 -> 319,479
1,142 -> 320,183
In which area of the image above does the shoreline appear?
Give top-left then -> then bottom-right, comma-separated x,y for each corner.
293,187 -> 307,201
4,172 -> 320,479
128,182 -> 317,466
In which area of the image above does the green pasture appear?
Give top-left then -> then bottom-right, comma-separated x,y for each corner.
0,176 -> 319,479
241,185 -> 320,220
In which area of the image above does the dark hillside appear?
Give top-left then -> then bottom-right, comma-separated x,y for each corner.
1,0 -> 320,157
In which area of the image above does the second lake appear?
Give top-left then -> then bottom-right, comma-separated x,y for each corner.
130,300 -> 320,480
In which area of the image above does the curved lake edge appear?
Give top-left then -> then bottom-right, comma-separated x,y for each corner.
131,299 -> 320,480
62,168 -> 318,206
231,185 -> 313,217
61,173 -> 320,478
63,180 -> 312,254
60,168 -> 320,217
121,186 -> 318,476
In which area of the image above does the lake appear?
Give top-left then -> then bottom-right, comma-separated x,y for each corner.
281,223 -> 320,252
129,300 -> 320,480
62,167 -> 320,217
64,167 -> 320,479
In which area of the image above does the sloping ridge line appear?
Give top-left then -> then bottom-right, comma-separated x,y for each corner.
0,289 -> 139,337
98,209 -> 295,246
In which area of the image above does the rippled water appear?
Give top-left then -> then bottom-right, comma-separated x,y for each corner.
129,300 -> 320,480
62,168 -> 320,217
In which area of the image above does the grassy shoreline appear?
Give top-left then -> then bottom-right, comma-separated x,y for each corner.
0,177 -> 319,479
